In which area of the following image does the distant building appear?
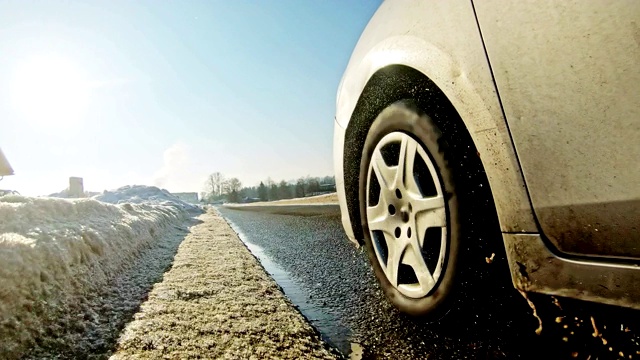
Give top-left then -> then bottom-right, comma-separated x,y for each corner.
69,177 -> 85,198
307,183 -> 336,197
319,183 -> 336,192
172,192 -> 199,204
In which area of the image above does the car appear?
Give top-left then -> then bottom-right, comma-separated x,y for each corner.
333,0 -> 639,317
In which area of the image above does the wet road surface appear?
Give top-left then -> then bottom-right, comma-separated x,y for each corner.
217,207 -> 536,359
217,207 -> 640,360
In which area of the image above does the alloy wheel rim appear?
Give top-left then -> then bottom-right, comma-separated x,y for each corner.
366,131 -> 448,299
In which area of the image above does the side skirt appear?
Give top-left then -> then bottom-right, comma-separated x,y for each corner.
503,233 -> 640,310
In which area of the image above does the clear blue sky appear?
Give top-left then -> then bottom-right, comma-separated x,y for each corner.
0,0 -> 381,195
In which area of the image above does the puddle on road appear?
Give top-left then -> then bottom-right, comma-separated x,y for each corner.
224,218 -> 357,358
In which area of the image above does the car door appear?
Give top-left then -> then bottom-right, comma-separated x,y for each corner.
473,1 -> 640,259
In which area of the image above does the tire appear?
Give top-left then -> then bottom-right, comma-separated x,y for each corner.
358,100 -> 460,318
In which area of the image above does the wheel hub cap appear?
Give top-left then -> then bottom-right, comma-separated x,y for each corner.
366,132 -> 448,299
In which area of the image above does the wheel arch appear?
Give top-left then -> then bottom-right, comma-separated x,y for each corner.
342,64 -> 536,243
343,65 -> 466,243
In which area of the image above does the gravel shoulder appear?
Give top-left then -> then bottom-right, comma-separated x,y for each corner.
111,209 -> 338,359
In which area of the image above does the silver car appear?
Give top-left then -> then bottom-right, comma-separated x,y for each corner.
334,0 -> 639,317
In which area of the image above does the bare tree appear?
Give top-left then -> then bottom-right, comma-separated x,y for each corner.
203,172 -> 226,202
210,172 -> 225,196
224,177 -> 242,203
227,177 -> 242,193
204,175 -> 216,199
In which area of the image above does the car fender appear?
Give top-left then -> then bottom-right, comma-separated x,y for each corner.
336,0 -> 537,233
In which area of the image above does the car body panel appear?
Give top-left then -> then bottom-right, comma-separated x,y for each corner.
335,0 -> 640,309
503,233 -> 640,311
474,1 -> 640,259
333,119 -> 358,245
335,0 -> 537,235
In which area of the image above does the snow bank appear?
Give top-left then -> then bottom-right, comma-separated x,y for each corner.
93,185 -> 199,211
0,194 -> 187,358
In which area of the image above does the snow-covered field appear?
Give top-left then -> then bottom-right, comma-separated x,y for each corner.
225,192 -> 338,208
0,186 -> 200,359
93,185 -> 199,211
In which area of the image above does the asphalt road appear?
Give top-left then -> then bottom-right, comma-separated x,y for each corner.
217,207 -> 640,360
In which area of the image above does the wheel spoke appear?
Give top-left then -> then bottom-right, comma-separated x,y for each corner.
367,199 -> 387,222
401,241 -> 435,292
396,136 -> 419,193
412,194 -> 445,214
415,205 -> 446,228
415,206 -> 446,247
385,240 -> 404,287
432,234 -> 447,280
371,149 -> 395,190
366,201 -> 395,236
394,137 -> 408,186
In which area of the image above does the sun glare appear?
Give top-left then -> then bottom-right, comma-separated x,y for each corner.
12,55 -> 90,127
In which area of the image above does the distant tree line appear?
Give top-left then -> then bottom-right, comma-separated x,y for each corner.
202,172 -> 243,203
201,173 -> 335,203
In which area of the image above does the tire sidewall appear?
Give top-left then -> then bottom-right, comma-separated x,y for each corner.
359,101 -> 461,317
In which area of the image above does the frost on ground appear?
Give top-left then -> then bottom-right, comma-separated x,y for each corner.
111,209 -> 338,360
0,188 -> 194,359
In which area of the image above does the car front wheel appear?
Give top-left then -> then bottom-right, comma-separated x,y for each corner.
359,101 -> 460,317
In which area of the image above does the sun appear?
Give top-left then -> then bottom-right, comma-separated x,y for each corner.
12,55 -> 90,127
